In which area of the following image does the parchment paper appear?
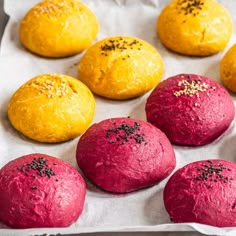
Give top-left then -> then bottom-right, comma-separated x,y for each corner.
1,0 -> 236,235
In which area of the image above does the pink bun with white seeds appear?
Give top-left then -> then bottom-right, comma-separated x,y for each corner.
76,117 -> 176,193
0,153 -> 86,228
164,159 -> 236,227
146,74 -> 235,146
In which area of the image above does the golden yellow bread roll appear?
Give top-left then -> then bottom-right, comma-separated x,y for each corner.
78,36 -> 164,100
157,0 -> 233,56
220,44 -> 236,92
8,74 -> 95,143
19,0 -> 99,58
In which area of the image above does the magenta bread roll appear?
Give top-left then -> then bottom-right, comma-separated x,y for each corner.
146,74 -> 235,146
164,159 -> 236,227
0,153 -> 86,228
76,117 -> 176,193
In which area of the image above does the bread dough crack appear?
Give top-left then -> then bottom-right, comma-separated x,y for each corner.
200,27 -> 207,44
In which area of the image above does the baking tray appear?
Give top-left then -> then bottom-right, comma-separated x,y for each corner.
1,1 -> 236,236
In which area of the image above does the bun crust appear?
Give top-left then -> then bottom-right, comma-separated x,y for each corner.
146,74 -> 235,146
157,0 -> 233,56
8,74 -> 95,143
220,44 -> 236,92
19,0 -> 99,57
0,153 -> 86,228
76,117 -> 176,193
78,36 -> 164,100
164,159 -> 236,227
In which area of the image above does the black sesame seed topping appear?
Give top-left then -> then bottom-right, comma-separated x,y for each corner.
105,121 -> 146,145
31,186 -> 38,190
44,167 -> 55,178
177,0 -> 204,16
18,156 -> 56,179
100,38 -> 143,56
134,133 -> 146,144
194,161 -> 233,187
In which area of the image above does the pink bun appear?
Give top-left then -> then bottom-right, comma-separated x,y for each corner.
76,117 -> 176,193
146,74 -> 235,146
0,153 -> 86,228
164,159 -> 236,227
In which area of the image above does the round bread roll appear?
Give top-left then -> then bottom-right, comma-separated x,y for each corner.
0,153 -> 86,228
157,0 -> 233,56
78,36 -> 164,100
19,0 -> 99,57
8,73 -> 95,143
146,74 -> 235,146
220,44 -> 236,93
164,159 -> 236,227
76,117 -> 176,193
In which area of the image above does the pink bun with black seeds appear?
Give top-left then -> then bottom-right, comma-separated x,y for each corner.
76,117 -> 176,193
0,153 -> 86,228
164,159 -> 236,227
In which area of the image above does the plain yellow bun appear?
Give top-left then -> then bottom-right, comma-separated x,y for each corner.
78,36 -> 164,100
8,74 -> 95,143
157,0 -> 233,56
220,44 -> 236,92
19,0 -> 99,58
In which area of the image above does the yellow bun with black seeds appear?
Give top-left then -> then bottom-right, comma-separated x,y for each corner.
157,0 -> 233,56
78,36 -> 164,100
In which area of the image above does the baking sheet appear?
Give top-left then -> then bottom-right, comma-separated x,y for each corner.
1,0 -> 236,235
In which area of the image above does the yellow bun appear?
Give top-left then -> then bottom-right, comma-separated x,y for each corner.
19,0 -> 99,58
157,0 -> 233,56
220,44 -> 236,92
8,74 -> 95,143
78,36 -> 164,100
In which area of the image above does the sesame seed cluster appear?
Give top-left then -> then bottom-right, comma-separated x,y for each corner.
193,160 -> 233,189
18,157 -> 56,178
177,0 -> 204,16
27,76 -> 69,98
17,156 -> 58,190
33,0 -> 79,16
100,38 -> 143,57
105,121 -> 147,146
173,79 -> 209,97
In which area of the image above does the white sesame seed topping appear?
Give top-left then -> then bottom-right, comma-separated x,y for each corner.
27,76 -> 69,99
174,79 -> 209,97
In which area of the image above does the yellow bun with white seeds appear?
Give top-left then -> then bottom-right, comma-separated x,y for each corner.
157,0 -> 233,56
8,74 -> 95,143
78,36 -> 164,100
220,44 -> 236,93
19,0 -> 99,58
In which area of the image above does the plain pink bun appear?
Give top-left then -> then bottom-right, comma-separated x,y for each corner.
76,117 -> 176,193
146,74 -> 235,146
0,153 -> 86,228
164,159 -> 236,227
